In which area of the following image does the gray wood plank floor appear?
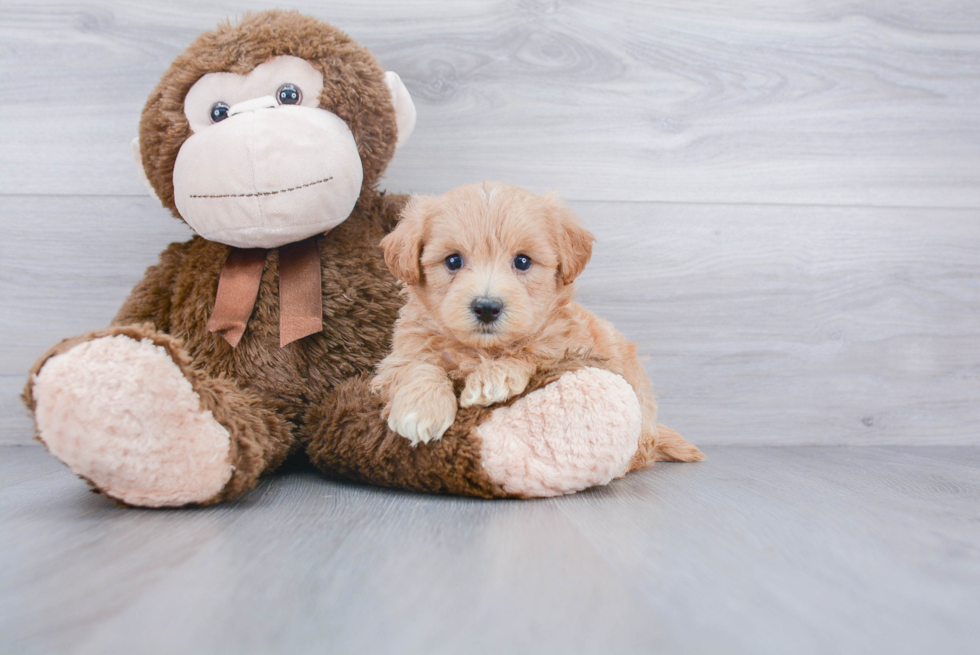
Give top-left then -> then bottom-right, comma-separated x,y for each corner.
2,445 -> 978,655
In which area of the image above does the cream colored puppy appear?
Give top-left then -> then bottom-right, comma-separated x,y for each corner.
372,182 -> 703,465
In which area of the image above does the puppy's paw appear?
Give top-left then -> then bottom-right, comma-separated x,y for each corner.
387,384 -> 457,446
460,360 -> 531,408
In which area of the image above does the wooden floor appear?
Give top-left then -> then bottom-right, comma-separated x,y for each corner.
2,445 -> 978,654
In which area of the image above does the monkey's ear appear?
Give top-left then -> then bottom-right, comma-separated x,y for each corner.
384,72 -> 417,149
546,192 -> 595,285
380,195 -> 432,285
131,137 -> 161,203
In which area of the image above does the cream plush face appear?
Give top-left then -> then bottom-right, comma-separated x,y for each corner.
135,55 -> 417,249
383,183 -> 594,349
171,56 -> 362,249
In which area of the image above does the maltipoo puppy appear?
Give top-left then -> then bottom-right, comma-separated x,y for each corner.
372,182 -> 703,467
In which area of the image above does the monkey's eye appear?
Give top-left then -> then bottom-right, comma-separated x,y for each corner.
277,83 -> 302,105
445,254 -> 463,271
210,102 -> 230,123
513,254 -> 532,271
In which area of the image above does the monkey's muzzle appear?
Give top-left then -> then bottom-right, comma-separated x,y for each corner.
172,104 -> 363,249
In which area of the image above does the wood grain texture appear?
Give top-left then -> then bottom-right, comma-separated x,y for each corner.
0,0 -> 978,205
2,445 -> 978,654
577,201 -> 980,446
3,196 -> 977,445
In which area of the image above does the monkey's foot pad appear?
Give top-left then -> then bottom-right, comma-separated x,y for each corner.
477,367 -> 642,497
31,335 -> 233,507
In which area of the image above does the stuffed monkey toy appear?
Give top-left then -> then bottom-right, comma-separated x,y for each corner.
23,11 -> 699,507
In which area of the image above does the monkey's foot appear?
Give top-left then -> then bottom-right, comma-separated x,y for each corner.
31,335 -> 233,507
476,367 -> 642,497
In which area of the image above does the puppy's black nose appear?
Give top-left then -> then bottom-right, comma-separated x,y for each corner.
472,297 -> 503,324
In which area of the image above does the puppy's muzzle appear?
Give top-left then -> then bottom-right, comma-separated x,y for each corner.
472,297 -> 504,324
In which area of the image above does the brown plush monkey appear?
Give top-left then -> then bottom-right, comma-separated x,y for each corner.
23,11 -> 693,507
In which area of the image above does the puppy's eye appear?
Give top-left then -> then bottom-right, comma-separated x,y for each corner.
277,83 -> 302,105
445,254 -> 463,271
513,254 -> 532,271
210,102 -> 230,123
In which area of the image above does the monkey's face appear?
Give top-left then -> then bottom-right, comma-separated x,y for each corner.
171,56 -> 361,249
138,12 -> 416,247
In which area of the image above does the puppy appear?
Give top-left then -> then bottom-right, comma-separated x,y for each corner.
372,182 -> 703,467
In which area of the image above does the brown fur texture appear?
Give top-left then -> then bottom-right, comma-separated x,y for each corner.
373,183 -> 704,465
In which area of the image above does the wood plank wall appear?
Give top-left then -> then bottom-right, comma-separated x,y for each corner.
1,1 -> 978,445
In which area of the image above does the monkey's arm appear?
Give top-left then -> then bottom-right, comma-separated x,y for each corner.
112,241 -> 186,331
306,357 -> 646,499
376,192 -> 411,234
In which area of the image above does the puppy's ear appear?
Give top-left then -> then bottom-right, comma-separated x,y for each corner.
381,195 -> 433,285
547,192 -> 595,285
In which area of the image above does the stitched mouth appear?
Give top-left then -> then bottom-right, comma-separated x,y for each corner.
189,176 -> 333,199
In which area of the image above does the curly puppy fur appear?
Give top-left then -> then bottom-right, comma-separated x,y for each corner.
372,182 -> 704,466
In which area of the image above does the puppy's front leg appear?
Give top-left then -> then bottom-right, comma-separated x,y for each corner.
460,357 -> 536,408
381,363 -> 457,446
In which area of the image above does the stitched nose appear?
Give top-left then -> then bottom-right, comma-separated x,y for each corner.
228,96 -> 278,117
472,297 -> 503,324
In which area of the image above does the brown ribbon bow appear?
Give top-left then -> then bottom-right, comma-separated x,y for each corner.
206,235 -> 323,348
